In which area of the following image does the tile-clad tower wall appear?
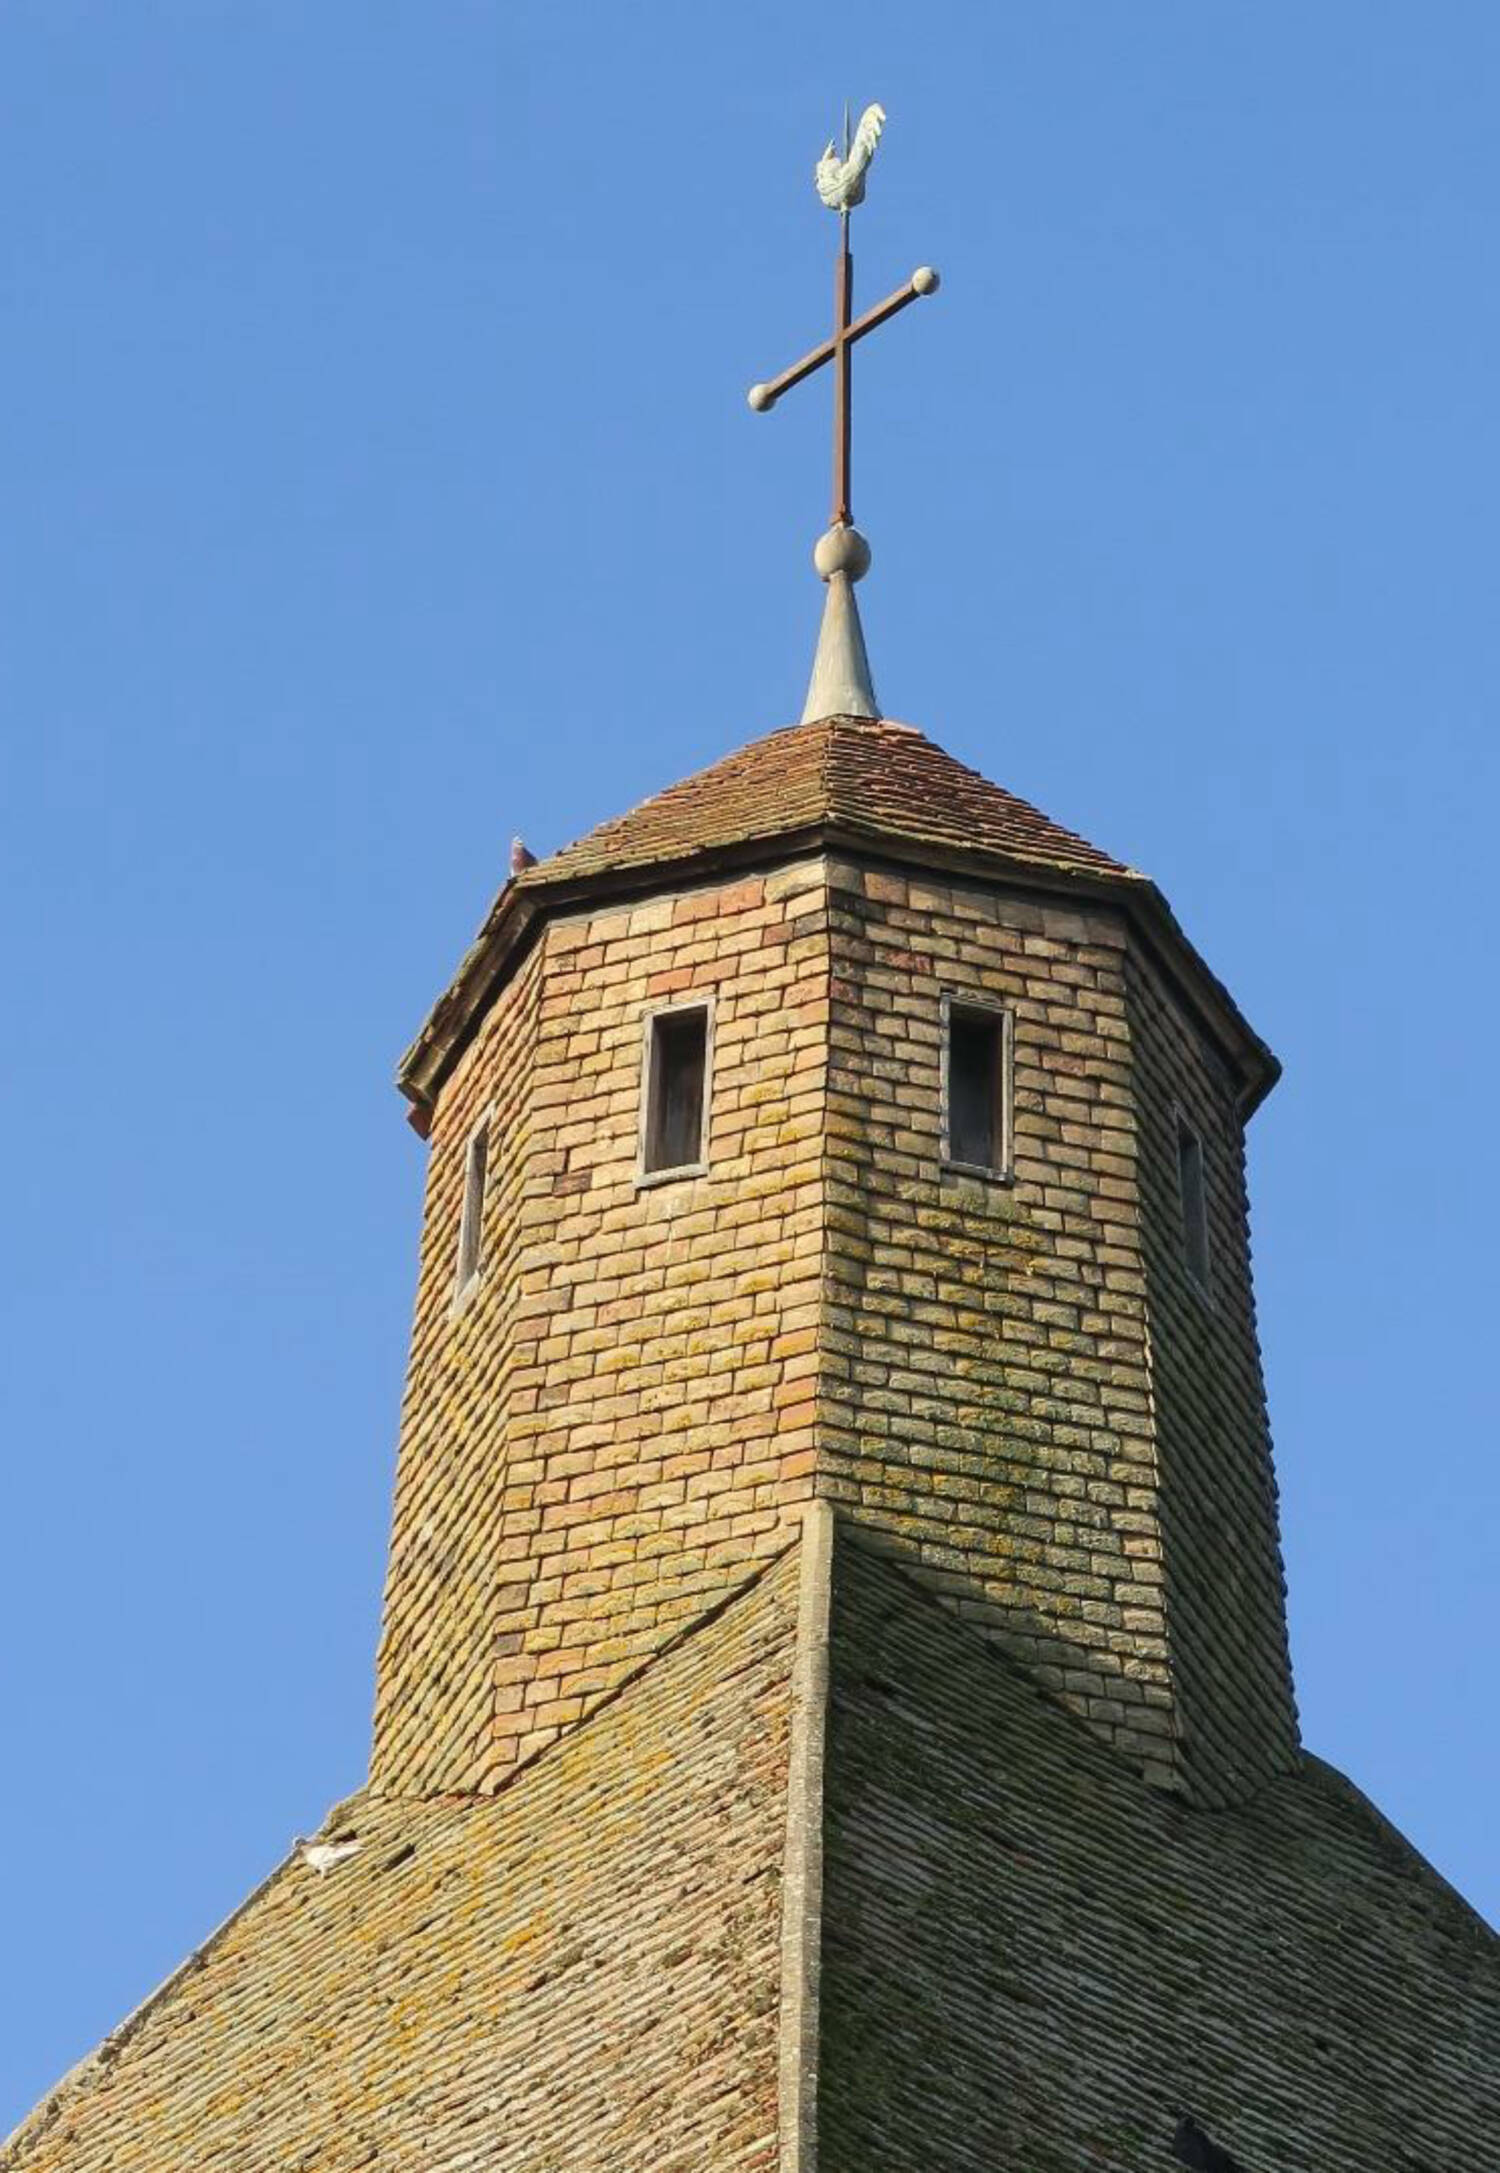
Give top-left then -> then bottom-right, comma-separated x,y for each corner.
373,825 -> 1297,1803
372,945 -> 542,1794
1125,952 -> 1299,1803
818,856 -> 1184,1788
372,860 -> 833,1798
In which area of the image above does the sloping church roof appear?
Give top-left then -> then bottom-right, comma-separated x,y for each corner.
7,1526 -> 1496,2172
821,1538 -> 1500,2173
2,1550 -> 799,2173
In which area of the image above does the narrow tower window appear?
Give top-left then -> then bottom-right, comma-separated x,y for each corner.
454,1115 -> 490,1299
642,1003 -> 711,1179
943,998 -> 1012,1177
1172,2116 -> 1246,2173
1176,1113 -> 1211,1290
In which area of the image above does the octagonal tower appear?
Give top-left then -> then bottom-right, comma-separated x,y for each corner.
371,713 -> 1296,1809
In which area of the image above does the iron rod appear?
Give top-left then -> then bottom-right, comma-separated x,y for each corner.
832,222 -> 853,526
751,274 -> 932,412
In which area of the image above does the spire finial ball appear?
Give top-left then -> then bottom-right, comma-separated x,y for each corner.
813,524 -> 872,583
747,382 -> 777,413
911,265 -> 940,296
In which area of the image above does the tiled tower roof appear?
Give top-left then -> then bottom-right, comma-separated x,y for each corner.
400,713 -> 1280,1124
524,714 -> 1132,888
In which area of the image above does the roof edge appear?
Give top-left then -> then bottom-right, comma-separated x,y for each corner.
396,821 -> 1279,1125
778,1500 -> 835,2173
2,1840 -> 301,2160
1297,1750 -> 1500,1946
3,1545 -> 812,2164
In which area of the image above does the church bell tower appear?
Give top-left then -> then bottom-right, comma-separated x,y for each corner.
371,104 -> 1298,1814
13,99 -> 1490,2173
372,705 -> 1298,1811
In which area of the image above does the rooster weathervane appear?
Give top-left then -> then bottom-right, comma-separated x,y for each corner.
815,99 -> 887,212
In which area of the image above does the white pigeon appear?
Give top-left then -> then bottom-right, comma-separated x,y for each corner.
815,103 -> 887,213
297,1836 -> 362,1874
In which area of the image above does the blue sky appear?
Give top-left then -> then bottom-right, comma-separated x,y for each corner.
3,0 -> 1497,2129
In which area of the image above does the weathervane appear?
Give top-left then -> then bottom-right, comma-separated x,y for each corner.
748,103 -> 940,723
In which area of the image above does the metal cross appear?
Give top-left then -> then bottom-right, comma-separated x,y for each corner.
748,108 -> 939,532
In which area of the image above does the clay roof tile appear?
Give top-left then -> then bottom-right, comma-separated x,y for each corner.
518,714 -> 1130,889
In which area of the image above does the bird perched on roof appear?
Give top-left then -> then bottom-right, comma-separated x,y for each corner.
297,1836 -> 362,1875
510,836 -> 538,877
815,103 -> 886,213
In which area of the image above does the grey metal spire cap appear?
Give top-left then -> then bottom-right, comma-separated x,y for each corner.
802,523 -> 878,724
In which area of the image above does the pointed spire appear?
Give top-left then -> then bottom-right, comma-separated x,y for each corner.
802,522 -> 878,723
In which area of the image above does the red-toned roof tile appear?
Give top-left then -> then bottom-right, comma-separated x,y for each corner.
520,714 -> 1132,890
395,715 -> 1277,1124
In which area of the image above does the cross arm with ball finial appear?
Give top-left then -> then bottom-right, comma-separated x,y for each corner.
745,102 -> 940,724
748,263 -> 940,527
747,101 -> 940,533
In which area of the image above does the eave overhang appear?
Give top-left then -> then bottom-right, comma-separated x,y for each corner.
396,820 -> 1280,1134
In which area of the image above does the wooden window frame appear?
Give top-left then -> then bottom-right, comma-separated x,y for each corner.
637,997 -> 715,1188
940,992 -> 1014,1182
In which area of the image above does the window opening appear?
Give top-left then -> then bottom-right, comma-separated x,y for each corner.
455,1117 -> 489,1295
1172,2115 -> 1246,2173
944,1001 -> 1011,1176
643,1005 -> 709,1177
1176,1114 -> 1210,1289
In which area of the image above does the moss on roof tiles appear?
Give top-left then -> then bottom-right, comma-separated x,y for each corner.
2,1551 -> 798,2173
9,1528 -> 1495,2171
821,1537 -> 1500,2173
